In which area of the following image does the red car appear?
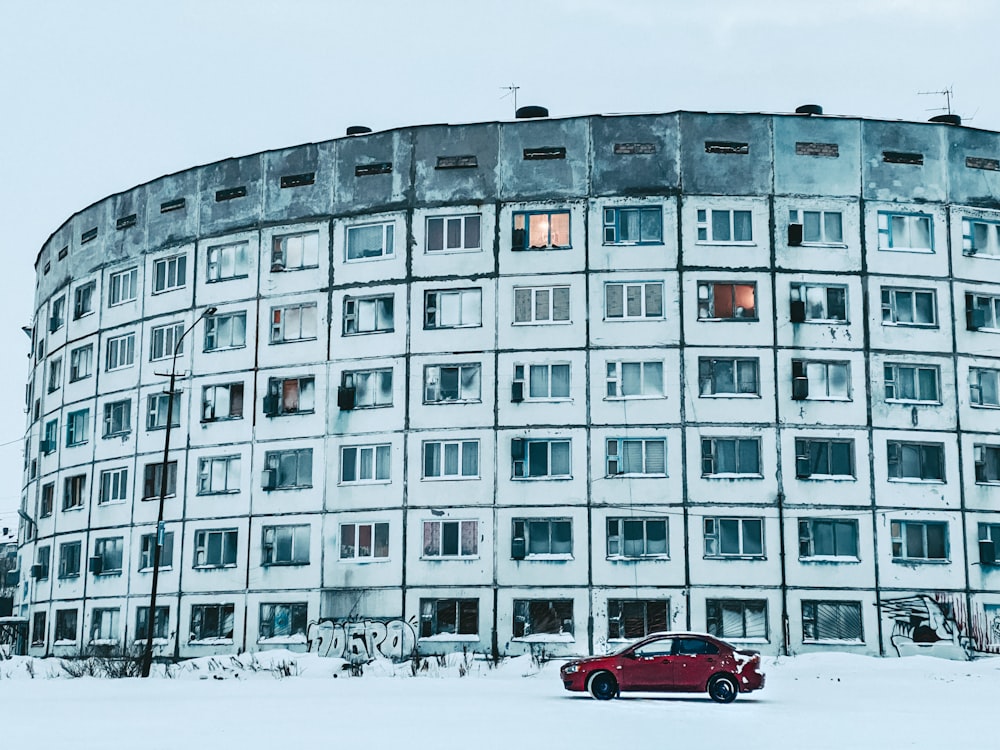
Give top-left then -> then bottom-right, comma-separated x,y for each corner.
559,632 -> 765,703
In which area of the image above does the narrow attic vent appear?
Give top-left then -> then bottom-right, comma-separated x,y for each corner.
705,141 -> 749,155
436,155 -> 478,169
795,142 -> 839,158
966,156 -> 1000,172
43,261 -> 50,275
58,246 -> 68,260
280,172 -> 316,188
116,214 -> 137,230
160,198 -> 186,213
81,227 -> 98,244
883,151 -> 923,166
614,142 -> 657,155
355,162 -> 392,177
216,186 -> 248,202
523,146 -> 566,161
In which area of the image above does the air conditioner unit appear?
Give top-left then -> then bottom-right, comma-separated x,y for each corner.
261,469 -> 277,491
511,537 -> 526,560
787,223 -> 804,247
795,454 -> 812,479
792,377 -> 809,401
511,381 -> 524,403
980,539 -> 997,566
4,569 -> 19,586
511,228 -> 526,251
790,300 -> 806,324
89,556 -> 103,575
30,564 -> 43,579
337,386 -> 356,410
40,438 -> 55,454
262,394 -> 279,417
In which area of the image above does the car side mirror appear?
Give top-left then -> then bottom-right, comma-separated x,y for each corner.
622,651 -> 637,659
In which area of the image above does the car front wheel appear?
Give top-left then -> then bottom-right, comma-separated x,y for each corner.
708,674 -> 738,703
588,671 -> 618,701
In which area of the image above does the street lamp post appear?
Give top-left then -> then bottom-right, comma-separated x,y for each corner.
141,306 -> 216,678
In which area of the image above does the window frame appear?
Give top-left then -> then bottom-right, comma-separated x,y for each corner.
605,360 -> 664,400
205,242 -> 250,282
201,382 -> 244,422
271,231 -> 320,271
138,531 -> 173,571
340,368 -> 393,409
425,214 -> 482,254
877,210 -> 933,253
697,281 -> 757,321
151,253 -> 187,294
801,600 -> 864,643
793,359 -> 852,401
883,363 -> 941,404
605,438 -> 667,477
607,599 -> 669,640
424,288 -> 483,330
422,439 -> 480,480
602,206 -> 663,246
93,536 -> 123,575
881,287 -> 937,327
788,208 -> 845,246
974,443 -> 1000,484
886,441 -> 945,482
890,520 -> 949,562
105,332 -> 136,371
270,302 -> 318,344
798,518 -> 860,560
197,455 -> 241,495
790,282 -> 848,323
141,460 -> 177,500
604,281 -> 664,321
203,310 -> 248,351
189,603 -> 235,642
513,362 -> 571,401
346,221 -> 394,261
512,517 -> 573,559
700,437 -> 762,477
107,267 -> 138,307
339,521 -> 390,561
794,438 -> 855,479
421,520 -> 479,559
58,541 -> 81,579
69,344 -> 93,382
263,376 -> 316,417
511,438 -> 572,479
73,281 -> 96,319
261,524 -> 311,566
706,599 -> 768,641
512,599 -> 574,639
703,517 -> 765,559
698,357 -> 760,397
192,528 -> 239,569
258,602 -> 308,641
343,294 -> 394,335
423,363 -> 482,404
606,518 -> 669,560
512,286 -> 571,325
146,392 -> 181,431
970,367 -> 1000,408
102,399 -> 132,438
263,448 -> 313,490
340,444 -> 391,484
512,209 -> 572,251
65,409 -> 90,447
962,217 -> 1000,258
150,322 -> 185,362
419,598 -> 479,639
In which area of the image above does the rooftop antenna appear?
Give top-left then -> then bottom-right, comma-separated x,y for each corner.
500,84 -> 520,116
918,86 -> 954,115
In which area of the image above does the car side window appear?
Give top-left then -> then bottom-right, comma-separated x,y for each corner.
676,638 -> 719,655
634,638 -> 673,657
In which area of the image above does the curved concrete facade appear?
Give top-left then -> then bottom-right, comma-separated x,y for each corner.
11,111 -> 1000,660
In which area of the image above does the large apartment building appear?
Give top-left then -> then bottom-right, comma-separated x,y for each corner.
9,107 -> 1000,660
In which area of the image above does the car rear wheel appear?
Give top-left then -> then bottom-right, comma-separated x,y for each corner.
708,674 -> 738,703
588,671 -> 618,700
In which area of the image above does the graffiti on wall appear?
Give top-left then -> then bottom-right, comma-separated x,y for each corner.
306,617 -> 417,662
879,594 -> 972,659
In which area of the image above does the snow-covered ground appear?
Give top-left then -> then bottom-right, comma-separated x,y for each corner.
1,651 -> 996,749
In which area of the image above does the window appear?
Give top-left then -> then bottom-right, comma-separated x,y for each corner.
340,369 -> 392,409
340,444 -> 391,483
423,364 -> 481,403
511,438 -> 571,479
270,303 -> 317,343
63,474 -> 86,510
706,599 -> 767,640
697,282 -> 756,320
40,483 -> 53,517
202,382 -> 244,421
605,439 -> 666,477
884,364 -> 940,403
58,541 -> 81,578
512,599 -> 573,638
146,392 -> 181,430
262,525 -> 310,565
967,293 -> 1000,330
99,467 -> 128,505
424,288 -> 482,329
347,222 -> 394,260
513,286 -> 570,324
881,287 -> 936,326
422,520 -> 478,558
802,601 -> 863,643
198,455 -> 241,495
978,523 -> 1000,565
41,419 -> 57,455
891,520 -> 948,561
343,294 -> 394,335
203,311 -> 247,351
790,283 -> 847,322
794,438 -> 854,478
788,209 -> 844,245
512,518 -> 572,557
606,360 -> 663,399
420,599 -> 478,638
426,214 -> 481,252
139,532 -> 173,571
877,211 -> 932,251
962,217 -> 1000,257
604,282 -> 663,320
206,242 -> 249,282
93,537 -> 123,575
263,376 -> 315,416
606,518 -> 668,559
607,600 -> 668,639
102,399 -> 131,438
698,357 -> 759,396
54,609 -> 78,642
263,449 -> 313,490
423,440 -> 479,479
798,519 -> 859,559
135,606 -> 169,640
703,518 -> 764,558
142,461 -> 177,500
603,206 -> 662,245
105,332 -> 135,371
512,210 -> 571,250
272,232 -> 319,271
49,296 -> 65,332
974,444 -> 1000,483
69,344 -> 93,381
259,603 -> 308,640
971,366 -> 1000,407
792,360 -> 851,401
887,441 -> 944,481
339,522 -> 390,560
150,322 -> 185,361
74,281 -> 95,319
701,438 -> 761,477
31,611 -> 46,646
34,546 -> 50,580
108,267 -> 138,306
190,604 -> 235,641
193,529 -> 238,568
513,363 -> 570,401
152,254 -> 186,293
697,208 -> 753,243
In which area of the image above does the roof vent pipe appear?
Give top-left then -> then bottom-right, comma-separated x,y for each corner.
346,125 -> 373,136
515,105 -> 549,119
795,104 -> 823,116
929,114 -> 962,126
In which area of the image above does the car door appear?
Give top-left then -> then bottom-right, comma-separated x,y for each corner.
671,637 -> 720,691
618,636 -> 674,691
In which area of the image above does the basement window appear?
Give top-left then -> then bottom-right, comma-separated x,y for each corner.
279,172 -> 315,188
